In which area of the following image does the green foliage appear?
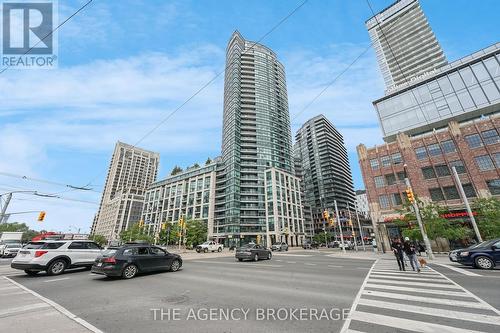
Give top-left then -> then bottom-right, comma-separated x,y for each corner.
205,158 -> 212,165
313,232 -> 334,244
170,166 -> 183,176
89,234 -> 107,246
158,223 -> 181,245
0,222 -> 40,242
185,220 -> 207,247
119,223 -> 154,243
473,197 -> 500,240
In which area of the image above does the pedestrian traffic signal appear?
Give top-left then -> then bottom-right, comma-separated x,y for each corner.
405,187 -> 415,203
322,210 -> 329,219
37,211 -> 46,222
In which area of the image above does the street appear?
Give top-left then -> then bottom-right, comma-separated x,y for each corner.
1,250 -> 500,332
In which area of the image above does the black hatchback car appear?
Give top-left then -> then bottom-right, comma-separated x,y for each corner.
235,243 -> 272,261
455,238 -> 500,269
91,244 -> 182,279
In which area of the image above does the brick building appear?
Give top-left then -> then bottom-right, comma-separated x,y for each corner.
358,116 -> 500,250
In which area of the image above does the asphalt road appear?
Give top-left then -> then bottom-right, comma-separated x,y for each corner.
8,251 -> 374,333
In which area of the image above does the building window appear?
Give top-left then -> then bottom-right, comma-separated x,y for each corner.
449,160 -> 466,174
427,143 -> 442,157
475,155 -> 495,171
391,152 -> 402,164
396,171 -> 406,183
462,183 -> 476,198
486,179 -> 500,195
391,193 -> 402,206
415,147 -> 427,160
374,176 -> 385,188
481,130 -> 500,145
443,186 -> 460,200
379,195 -> 390,209
370,159 -> 379,170
429,188 -> 445,201
465,134 -> 483,148
421,167 -> 436,179
441,140 -> 456,154
435,165 -> 451,177
380,156 -> 391,167
385,173 -> 396,186
493,153 -> 500,168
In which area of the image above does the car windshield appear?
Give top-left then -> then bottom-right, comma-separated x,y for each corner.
6,244 -> 21,248
23,242 -> 46,249
469,240 -> 497,249
202,242 -> 210,245
241,244 -> 255,249
102,249 -> 118,256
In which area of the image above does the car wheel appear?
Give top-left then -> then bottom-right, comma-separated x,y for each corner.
204,248 -> 208,253
254,253 -> 259,262
24,270 -> 38,276
238,258 -> 243,262
285,247 -> 288,251
196,249 -> 200,253
170,259 -> 181,272
475,256 -> 494,270
47,259 -> 67,276
122,264 -> 138,279
267,252 -> 272,260
217,247 -> 222,252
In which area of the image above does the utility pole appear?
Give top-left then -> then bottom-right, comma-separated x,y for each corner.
0,193 -> 12,223
334,200 -> 346,254
355,206 -> 366,251
403,164 -> 434,260
348,208 -> 358,251
451,166 -> 483,243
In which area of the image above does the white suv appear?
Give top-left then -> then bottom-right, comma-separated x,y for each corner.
11,240 -> 103,276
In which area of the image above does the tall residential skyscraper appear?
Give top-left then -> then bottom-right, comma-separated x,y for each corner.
92,142 -> 159,242
294,115 -> 355,232
366,0 -> 447,92
214,31 -> 294,243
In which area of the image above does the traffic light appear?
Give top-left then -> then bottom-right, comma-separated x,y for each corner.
37,211 -> 46,222
161,223 -> 167,231
329,217 -> 335,226
405,187 -> 415,203
179,217 -> 184,227
138,220 -> 144,228
322,210 -> 329,220
348,219 -> 353,227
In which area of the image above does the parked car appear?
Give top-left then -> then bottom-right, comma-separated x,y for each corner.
1,243 -> 22,258
455,238 -> 500,269
235,244 -> 272,261
196,241 -> 224,253
271,242 -> 288,252
302,242 -> 319,249
327,241 -> 339,248
11,240 -> 103,276
339,241 -> 355,250
91,244 -> 182,279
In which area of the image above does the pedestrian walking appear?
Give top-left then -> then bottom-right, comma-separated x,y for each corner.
404,237 -> 421,272
391,238 -> 405,271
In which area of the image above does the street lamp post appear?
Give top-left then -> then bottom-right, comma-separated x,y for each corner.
334,200 -> 346,254
403,164 -> 434,260
354,206 -> 366,251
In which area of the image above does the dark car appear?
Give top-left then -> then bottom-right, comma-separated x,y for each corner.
455,238 -> 500,269
235,244 -> 272,261
91,244 -> 182,279
302,242 -> 319,249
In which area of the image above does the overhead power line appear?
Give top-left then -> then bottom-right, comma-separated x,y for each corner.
0,171 -> 101,193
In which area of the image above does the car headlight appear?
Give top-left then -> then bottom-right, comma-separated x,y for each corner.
460,251 -> 469,257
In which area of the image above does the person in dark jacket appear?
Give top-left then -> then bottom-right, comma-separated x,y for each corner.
391,238 -> 405,271
404,237 -> 421,272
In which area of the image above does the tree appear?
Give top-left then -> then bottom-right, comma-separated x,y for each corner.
473,197 -> 500,240
89,234 -> 107,246
119,223 -> 154,243
170,166 -> 183,176
205,158 -> 212,165
158,223 -> 181,245
313,232 -> 334,244
185,220 -> 207,247
0,222 -> 40,242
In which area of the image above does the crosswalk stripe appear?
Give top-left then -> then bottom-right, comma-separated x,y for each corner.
364,283 -> 471,297
362,290 -> 490,309
370,270 -> 441,277
368,278 -> 460,289
350,310 -> 488,333
371,269 -> 438,275
346,329 -> 366,333
369,274 -> 449,282
358,298 -> 500,326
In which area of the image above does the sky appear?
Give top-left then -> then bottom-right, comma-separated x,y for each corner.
1,0 -> 499,233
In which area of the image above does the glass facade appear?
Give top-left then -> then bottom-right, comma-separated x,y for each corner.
374,44 -> 500,141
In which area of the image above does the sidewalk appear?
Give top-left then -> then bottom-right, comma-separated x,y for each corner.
1,276 -> 101,333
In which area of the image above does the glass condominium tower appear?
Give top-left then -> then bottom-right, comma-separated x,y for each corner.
215,31 -> 293,244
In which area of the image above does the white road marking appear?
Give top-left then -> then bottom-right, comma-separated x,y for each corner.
362,290 -> 489,309
367,278 -> 460,289
3,276 -> 104,333
434,263 -> 482,277
273,254 -> 312,257
358,298 -> 500,326
286,261 -> 296,264
350,311 -> 486,333
370,270 -> 440,276
369,274 -> 448,282
190,261 -> 283,268
327,265 -> 343,268
304,263 -> 316,266
364,283 -> 470,297
43,277 -> 70,283
0,302 -> 50,317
